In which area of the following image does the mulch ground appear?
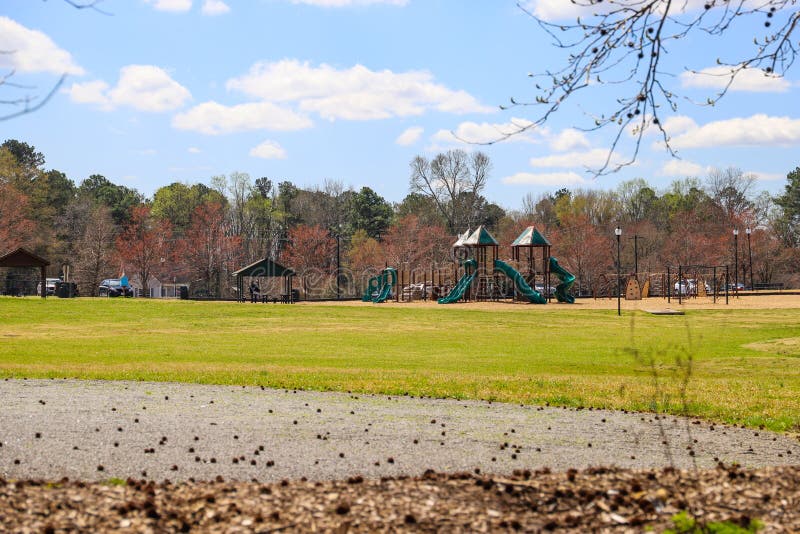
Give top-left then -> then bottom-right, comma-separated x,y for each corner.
2,464 -> 798,533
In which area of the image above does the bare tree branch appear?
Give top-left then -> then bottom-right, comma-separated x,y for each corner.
482,1 -> 799,176
1,0 -> 111,121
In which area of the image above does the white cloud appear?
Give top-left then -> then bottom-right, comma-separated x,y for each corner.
681,65 -> 791,93
290,0 -> 408,6
201,0 -> 230,15
68,65 -> 191,112
188,147 -> 201,153
226,60 -> 491,121
249,140 -> 288,160
669,114 -> 800,149
145,0 -> 192,12
172,101 -> 313,134
431,118 -> 538,146
0,16 -> 84,75
530,148 -> 623,169
662,115 -> 698,137
549,128 -> 590,152
519,0 -> 586,22
136,148 -> 158,156
396,127 -> 423,146
521,0 -> 716,22
67,80 -> 112,109
752,172 -> 785,182
502,172 -> 589,186
659,159 -> 709,177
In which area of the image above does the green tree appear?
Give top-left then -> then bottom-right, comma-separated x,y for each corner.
151,182 -> 225,233
78,174 -> 144,226
774,167 -> 800,247
349,187 -> 393,239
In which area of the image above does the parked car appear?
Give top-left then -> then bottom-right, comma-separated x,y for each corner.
99,279 -> 134,297
535,284 -> 558,297
36,278 -> 61,296
674,279 -> 711,296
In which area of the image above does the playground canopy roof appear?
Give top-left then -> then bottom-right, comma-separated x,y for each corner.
451,228 -> 471,248
233,258 -> 295,278
463,225 -> 499,246
512,226 -> 551,247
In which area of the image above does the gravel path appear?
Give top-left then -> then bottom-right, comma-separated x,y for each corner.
1,379 -> 798,483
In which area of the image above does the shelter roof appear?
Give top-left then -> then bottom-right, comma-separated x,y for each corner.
463,225 -> 499,246
0,247 -> 50,268
511,226 -> 551,247
233,258 -> 295,278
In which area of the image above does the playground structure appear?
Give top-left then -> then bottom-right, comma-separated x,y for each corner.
433,226 -> 576,305
587,265 -> 732,305
362,267 -> 397,303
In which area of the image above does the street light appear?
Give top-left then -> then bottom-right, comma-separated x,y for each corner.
733,228 -> 739,293
746,227 -> 753,290
615,226 -> 622,316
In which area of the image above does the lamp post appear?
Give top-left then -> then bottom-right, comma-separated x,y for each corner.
335,233 -> 341,300
745,227 -> 753,290
615,226 -> 622,316
733,228 -> 739,293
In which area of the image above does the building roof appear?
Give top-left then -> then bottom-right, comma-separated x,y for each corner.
0,247 -> 50,268
511,226 -> 551,247
232,258 -> 295,278
463,225 -> 499,246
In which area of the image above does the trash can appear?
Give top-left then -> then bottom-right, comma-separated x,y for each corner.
291,289 -> 300,303
179,286 -> 189,300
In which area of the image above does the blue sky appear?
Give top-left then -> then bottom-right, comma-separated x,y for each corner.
2,0 -> 798,210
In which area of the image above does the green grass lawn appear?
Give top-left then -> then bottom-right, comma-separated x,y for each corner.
1,297 -> 799,432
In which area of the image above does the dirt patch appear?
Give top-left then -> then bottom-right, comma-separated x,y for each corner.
745,338 -> 800,358
1,465 -> 798,532
305,293 -> 800,311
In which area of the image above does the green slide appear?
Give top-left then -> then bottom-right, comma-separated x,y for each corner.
493,259 -> 547,304
372,267 -> 397,303
438,259 -> 477,304
362,275 -> 380,302
549,256 -> 576,303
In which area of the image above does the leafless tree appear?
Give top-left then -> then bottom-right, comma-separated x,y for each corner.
493,1 -> 799,174
1,0 -> 109,121
409,149 -> 491,234
705,166 -> 757,222
74,204 -> 116,296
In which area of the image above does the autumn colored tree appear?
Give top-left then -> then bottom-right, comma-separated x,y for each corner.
348,229 -> 384,275
283,224 -> 337,297
382,215 -> 451,268
116,205 -> 174,297
550,213 -> 609,296
0,183 -> 36,252
179,202 -> 243,298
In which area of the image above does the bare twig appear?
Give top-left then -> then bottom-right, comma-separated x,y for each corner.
481,1 -> 799,175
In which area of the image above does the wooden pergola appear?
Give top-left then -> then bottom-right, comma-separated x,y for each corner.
0,247 -> 50,298
232,258 -> 296,303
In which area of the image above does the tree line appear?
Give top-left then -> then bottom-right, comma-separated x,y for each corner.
1,138 -> 798,297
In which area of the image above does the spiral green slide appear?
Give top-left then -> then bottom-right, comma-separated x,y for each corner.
549,256 -> 576,303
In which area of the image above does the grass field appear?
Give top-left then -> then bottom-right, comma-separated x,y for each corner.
1,297 -> 799,432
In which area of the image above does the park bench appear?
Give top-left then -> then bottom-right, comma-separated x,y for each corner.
752,282 -> 785,291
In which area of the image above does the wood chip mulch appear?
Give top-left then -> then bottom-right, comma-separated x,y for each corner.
1,464 -> 798,532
